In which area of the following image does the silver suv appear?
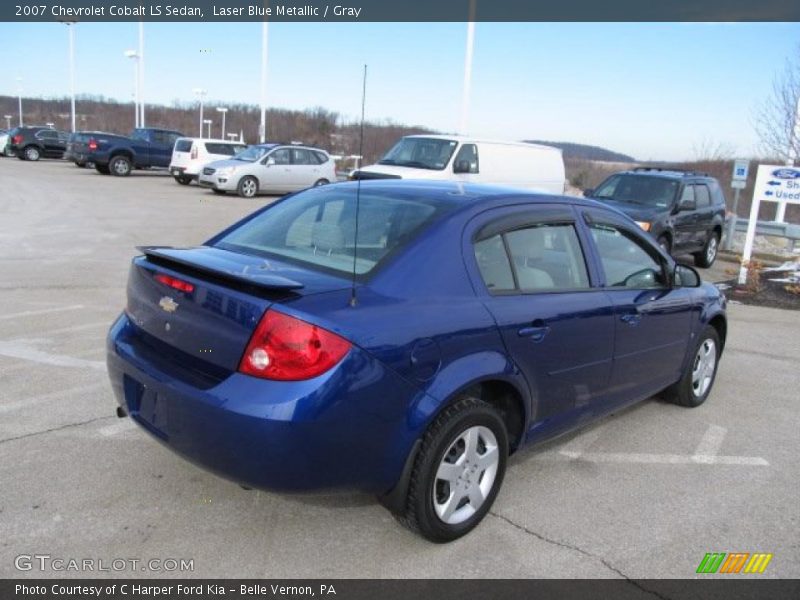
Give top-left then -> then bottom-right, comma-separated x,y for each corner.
198,143 -> 337,197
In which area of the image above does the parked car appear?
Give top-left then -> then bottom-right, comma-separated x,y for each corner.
0,129 -> 12,157
351,135 -> 566,194
169,137 -> 247,185
64,131 -> 111,168
198,143 -> 336,197
85,127 -> 184,176
584,168 -> 727,268
7,126 -> 68,161
106,180 -> 727,542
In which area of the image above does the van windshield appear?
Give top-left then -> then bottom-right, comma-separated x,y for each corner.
378,137 -> 458,171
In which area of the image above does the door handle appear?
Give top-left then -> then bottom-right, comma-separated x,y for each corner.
518,319 -> 550,342
620,313 -> 642,326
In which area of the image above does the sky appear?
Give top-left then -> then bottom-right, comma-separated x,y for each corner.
1,21 -> 799,161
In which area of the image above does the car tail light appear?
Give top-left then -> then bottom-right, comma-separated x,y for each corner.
239,310 -> 351,381
88,138 -> 97,151
154,273 -> 195,293
12,135 -> 22,145
190,145 -> 198,159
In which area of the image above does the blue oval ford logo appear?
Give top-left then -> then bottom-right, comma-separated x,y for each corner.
770,168 -> 800,179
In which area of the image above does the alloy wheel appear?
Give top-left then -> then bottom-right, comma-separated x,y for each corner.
433,425 -> 499,525
691,339 -> 716,397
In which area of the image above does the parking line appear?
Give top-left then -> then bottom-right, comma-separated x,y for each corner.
0,382 -> 108,414
0,340 -> 105,371
558,450 -> 768,466
692,424 -> 727,463
0,304 -> 85,321
35,321 -> 109,337
98,420 -> 138,437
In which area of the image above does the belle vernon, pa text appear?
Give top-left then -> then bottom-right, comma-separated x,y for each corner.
16,584 -> 338,597
48,4 -> 362,18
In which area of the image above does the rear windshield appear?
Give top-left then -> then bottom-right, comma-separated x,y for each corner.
205,142 -> 244,155
175,139 -> 193,152
215,186 -> 453,277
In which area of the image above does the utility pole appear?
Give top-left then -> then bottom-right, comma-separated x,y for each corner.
459,0 -> 477,135
260,21 -> 268,143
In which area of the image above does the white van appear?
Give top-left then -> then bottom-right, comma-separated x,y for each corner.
353,135 -> 565,193
170,138 -> 247,185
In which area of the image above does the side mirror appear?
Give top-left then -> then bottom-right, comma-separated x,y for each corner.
582,188 -> 594,197
674,264 -> 701,288
677,198 -> 696,212
453,159 -> 471,174
264,157 -> 276,167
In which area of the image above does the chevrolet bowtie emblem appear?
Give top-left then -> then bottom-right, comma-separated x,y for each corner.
159,296 -> 179,313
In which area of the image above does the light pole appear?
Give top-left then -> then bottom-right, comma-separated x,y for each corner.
216,107 -> 228,140
3,115 -> 11,130
227,133 -> 238,141
460,0 -> 477,135
124,50 -> 140,129
16,77 -> 23,126
260,21 -> 268,143
138,22 -> 145,127
193,88 -> 207,138
203,119 -> 212,138
61,21 -> 77,132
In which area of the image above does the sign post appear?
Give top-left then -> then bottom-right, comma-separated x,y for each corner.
724,159 -> 749,251
739,164 -> 800,284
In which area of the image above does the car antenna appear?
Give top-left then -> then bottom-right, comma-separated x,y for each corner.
350,64 -> 367,308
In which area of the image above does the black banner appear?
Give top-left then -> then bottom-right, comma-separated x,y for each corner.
3,579 -> 800,600
3,0 -> 800,22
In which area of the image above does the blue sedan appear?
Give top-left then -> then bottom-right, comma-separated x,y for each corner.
106,180 -> 727,542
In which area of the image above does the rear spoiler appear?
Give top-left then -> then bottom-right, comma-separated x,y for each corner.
137,246 -> 305,291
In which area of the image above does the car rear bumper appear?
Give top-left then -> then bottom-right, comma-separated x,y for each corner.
106,313 -> 420,493
169,166 -> 198,179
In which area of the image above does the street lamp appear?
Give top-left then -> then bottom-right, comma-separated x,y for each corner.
61,21 -> 77,133
203,119 -> 212,138
193,88 -> 207,138
3,115 -> 11,129
216,107 -> 228,140
260,22 -> 268,143
138,22 -> 145,127
16,77 -> 23,126
124,50 -> 140,128
227,133 -> 238,141
46,122 -> 55,129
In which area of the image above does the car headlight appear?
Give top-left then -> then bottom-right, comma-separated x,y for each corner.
635,221 -> 651,232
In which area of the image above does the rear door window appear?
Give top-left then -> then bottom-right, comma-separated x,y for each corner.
695,185 -> 711,208
204,143 -> 243,155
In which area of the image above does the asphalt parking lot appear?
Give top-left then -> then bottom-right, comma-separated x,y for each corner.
0,158 -> 798,579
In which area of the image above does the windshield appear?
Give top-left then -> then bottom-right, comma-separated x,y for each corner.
378,137 -> 458,171
233,145 -> 271,162
593,174 -> 679,208
215,185 -> 455,277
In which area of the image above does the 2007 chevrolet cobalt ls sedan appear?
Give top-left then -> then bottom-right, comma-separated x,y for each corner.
106,181 -> 726,542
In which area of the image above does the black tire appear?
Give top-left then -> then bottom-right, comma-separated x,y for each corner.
694,231 -> 720,268
314,178 -> 330,186
109,155 -> 132,177
75,161 -> 87,168
661,326 -> 721,408
174,175 -> 192,185
23,146 -> 41,161
95,164 -> 110,175
395,395 -> 508,543
237,176 -> 259,198
657,234 -> 672,255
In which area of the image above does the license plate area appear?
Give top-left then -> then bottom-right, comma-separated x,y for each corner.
124,374 -> 169,440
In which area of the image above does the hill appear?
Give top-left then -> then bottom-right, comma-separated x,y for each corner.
526,140 -> 636,163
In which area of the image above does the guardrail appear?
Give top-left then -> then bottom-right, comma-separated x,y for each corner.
724,217 -> 800,252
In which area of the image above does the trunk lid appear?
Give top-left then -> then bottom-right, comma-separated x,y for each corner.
125,245 -> 350,373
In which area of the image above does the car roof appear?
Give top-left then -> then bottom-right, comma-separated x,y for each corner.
617,167 -> 715,180
402,134 -> 558,152
176,137 -> 246,143
328,179 -> 618,214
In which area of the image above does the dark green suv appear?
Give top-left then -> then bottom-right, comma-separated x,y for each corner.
585,168 -> 727,268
